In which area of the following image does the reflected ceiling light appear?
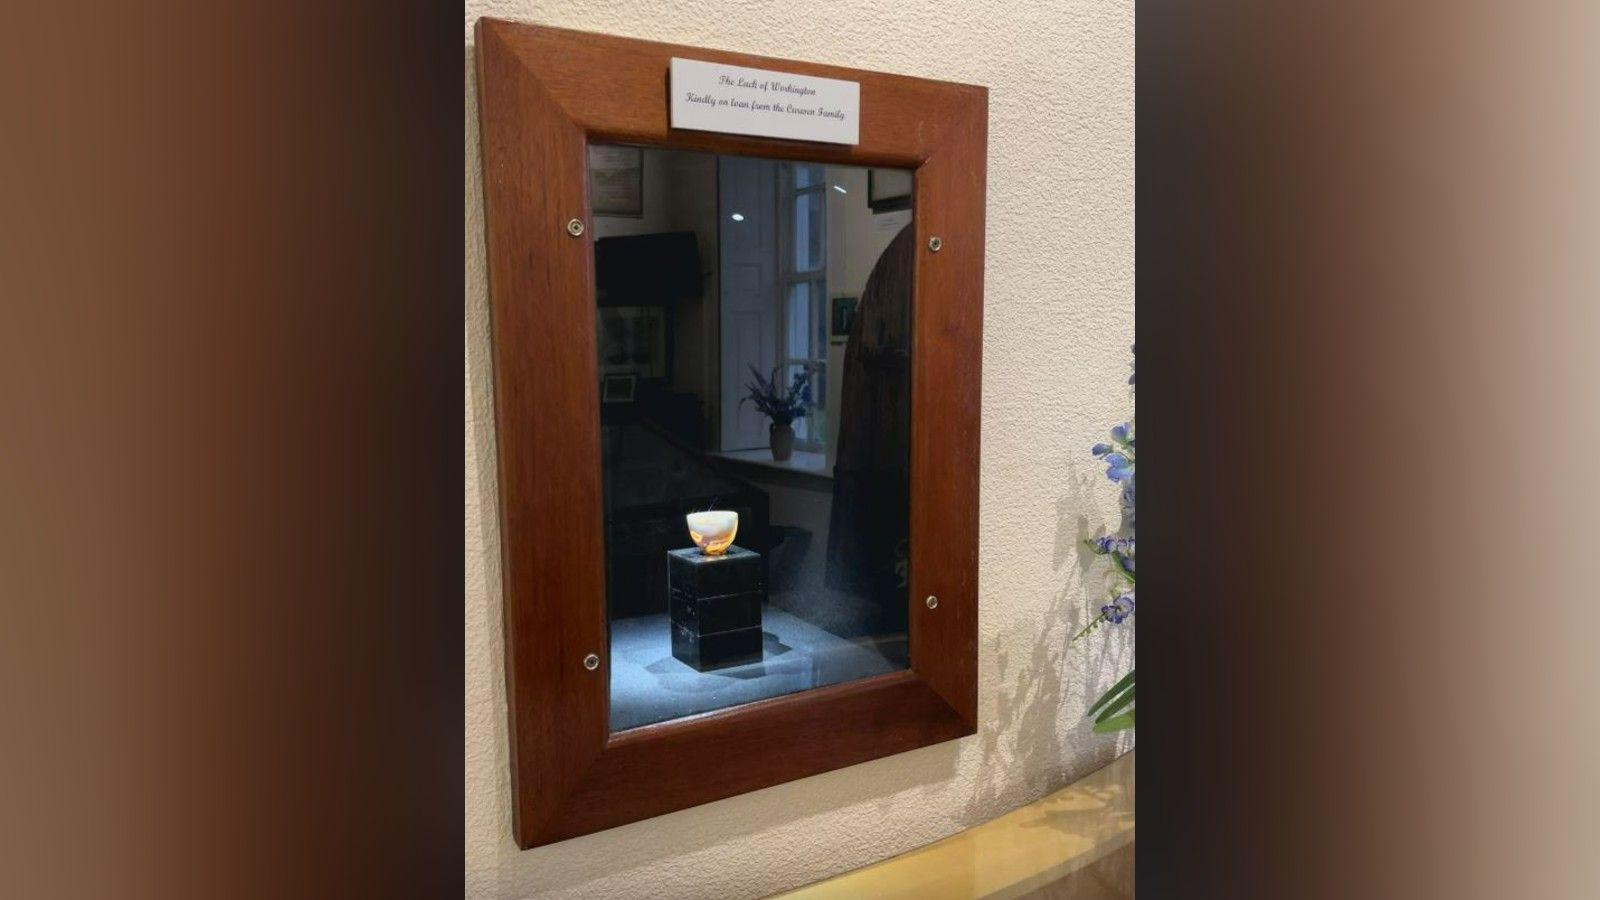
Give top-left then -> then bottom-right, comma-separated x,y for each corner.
729,212 -> 745,221
832,184 -> 848,194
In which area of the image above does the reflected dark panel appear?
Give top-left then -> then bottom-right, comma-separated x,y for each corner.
588,144 -> 915,731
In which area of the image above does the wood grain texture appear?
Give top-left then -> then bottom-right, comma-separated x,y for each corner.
475,18 -> 987,848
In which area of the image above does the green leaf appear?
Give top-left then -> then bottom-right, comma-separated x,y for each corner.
1071,611 -> 1107,643
1092,710 -> 1135,732
1086,669 -> 1135,718
1095,687 -> 1135,722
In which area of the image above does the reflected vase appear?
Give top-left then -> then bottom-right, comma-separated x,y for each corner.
769,423 -> 795,461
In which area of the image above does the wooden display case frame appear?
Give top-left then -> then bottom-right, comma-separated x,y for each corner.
475,18 -> 987,848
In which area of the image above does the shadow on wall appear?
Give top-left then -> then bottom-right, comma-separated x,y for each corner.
465,47 -> 515,896
960,463 -> 1134,828
465,45 -> 962,896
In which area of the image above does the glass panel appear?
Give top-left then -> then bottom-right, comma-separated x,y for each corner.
793,188 -> 824,272
784,362 -> 814,443
589,144 -> 915,732
793,163 -> 821,189
808,361 -> 827,447
811,279 -> 827,354
786,282 -> 811,360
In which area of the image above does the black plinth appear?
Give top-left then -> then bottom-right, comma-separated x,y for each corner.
668,545 -> 764,671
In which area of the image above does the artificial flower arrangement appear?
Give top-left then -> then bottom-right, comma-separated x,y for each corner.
1075,349 -> 1135,732
740,364 -> 814,427
741,364 -> 816,462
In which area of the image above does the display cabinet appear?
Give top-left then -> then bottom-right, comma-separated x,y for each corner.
475,18 -> 986,847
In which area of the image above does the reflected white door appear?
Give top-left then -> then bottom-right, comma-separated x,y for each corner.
719,156 -> 779,451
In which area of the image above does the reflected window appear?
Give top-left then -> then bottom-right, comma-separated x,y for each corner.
782,164 -> 828,446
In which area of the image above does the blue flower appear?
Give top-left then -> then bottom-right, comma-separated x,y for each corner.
1089,535 -> 1117,554
1110,423 -> 1130,444
1092,443 -> 1113,457
1104,453 -> 1133,482
1101,591 -> 1135,624
1091,535 -> 1136,561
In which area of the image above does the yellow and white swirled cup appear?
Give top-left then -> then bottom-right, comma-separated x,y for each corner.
685,510 -> 738,555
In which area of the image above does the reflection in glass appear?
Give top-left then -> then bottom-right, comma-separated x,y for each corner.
785,282 -> 812,361
588,144 -> 915,732
792,184 -> 824,270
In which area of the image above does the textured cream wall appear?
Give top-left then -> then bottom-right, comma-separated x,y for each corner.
465,3 -> 1135,897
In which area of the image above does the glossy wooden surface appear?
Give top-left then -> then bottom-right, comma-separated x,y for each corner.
475,18 -> 987,848
772,752 -> 1135,900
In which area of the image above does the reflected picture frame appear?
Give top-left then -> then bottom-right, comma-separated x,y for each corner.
600,372 -> 637,403
587,144 -> 644,217
831,295 -> 858,338
868,168 -> 913,213
596,306 -> 666,378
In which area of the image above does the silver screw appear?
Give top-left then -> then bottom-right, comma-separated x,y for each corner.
927,235 -> 943,252
566,218 -> 585,237
583,653 -> 600,670
925,595 -> 939,609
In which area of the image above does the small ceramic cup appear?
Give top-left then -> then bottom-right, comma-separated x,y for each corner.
685,510 -> 738,555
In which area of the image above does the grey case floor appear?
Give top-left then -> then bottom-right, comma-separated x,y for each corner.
608,608 -> 908,732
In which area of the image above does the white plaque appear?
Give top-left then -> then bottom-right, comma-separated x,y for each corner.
669,57 -> 860,146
